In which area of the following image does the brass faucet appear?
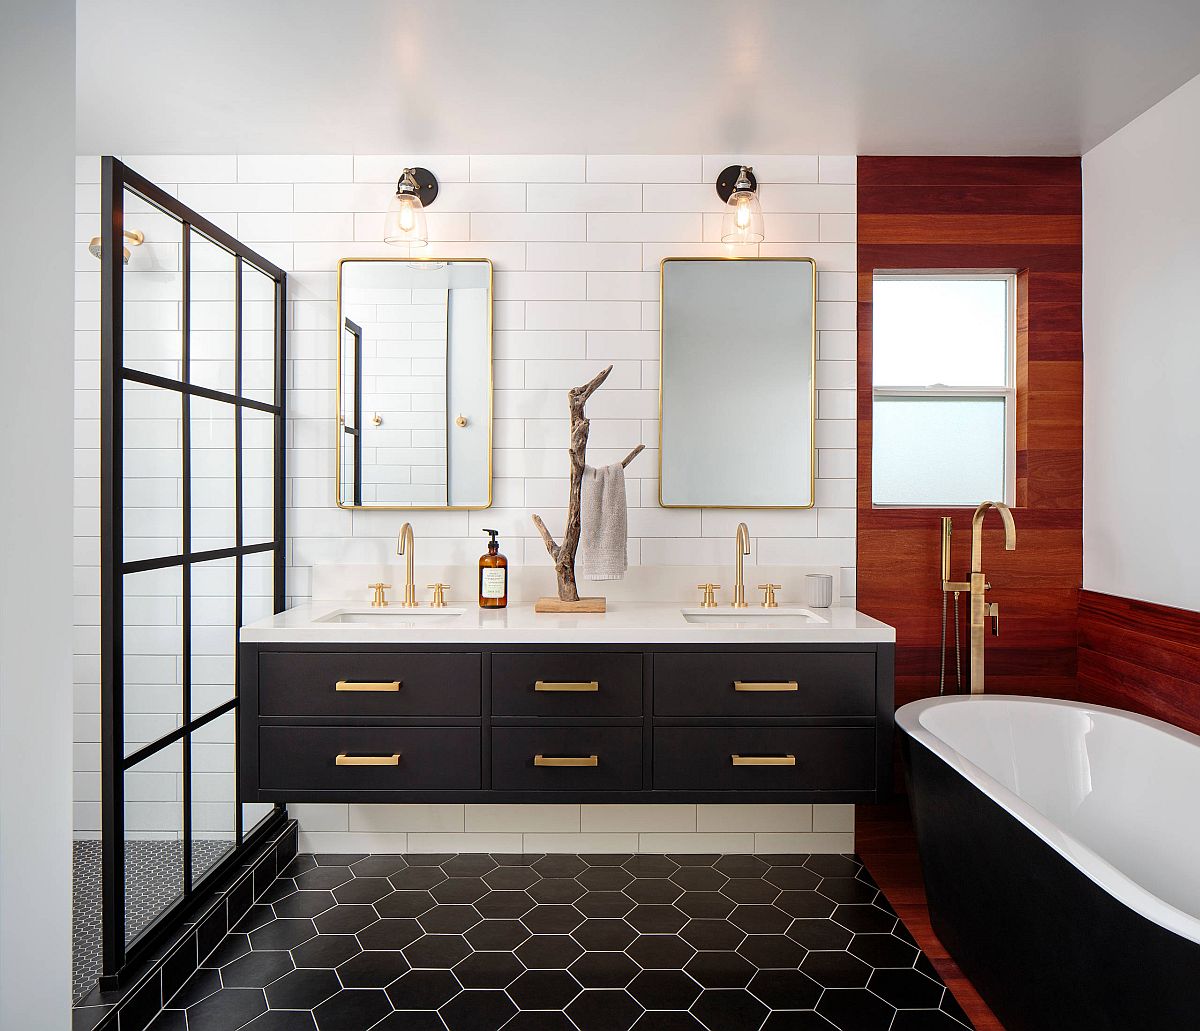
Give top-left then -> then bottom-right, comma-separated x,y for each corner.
941,501 -> 1017,694
396,522 -> 418,607
731,522 -> 750,608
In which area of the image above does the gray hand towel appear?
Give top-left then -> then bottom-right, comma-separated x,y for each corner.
579,463 -> 628,581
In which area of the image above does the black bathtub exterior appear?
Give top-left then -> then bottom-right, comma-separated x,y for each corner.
901,729 -> 1200,1031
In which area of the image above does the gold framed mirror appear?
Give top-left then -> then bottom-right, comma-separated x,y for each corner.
336,256 -> 493,510
658,256 -> 817,509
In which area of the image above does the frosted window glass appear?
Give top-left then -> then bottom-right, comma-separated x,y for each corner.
872,397 -> 1006,505
873,278 -> 1009,387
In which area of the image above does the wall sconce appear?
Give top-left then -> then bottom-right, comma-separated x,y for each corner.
715,165 -> 764,244
384,167 -> 438,248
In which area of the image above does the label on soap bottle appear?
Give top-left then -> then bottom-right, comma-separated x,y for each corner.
480,568 -> 506,599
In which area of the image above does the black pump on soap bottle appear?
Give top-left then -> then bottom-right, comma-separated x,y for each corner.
479,529 -> 508,608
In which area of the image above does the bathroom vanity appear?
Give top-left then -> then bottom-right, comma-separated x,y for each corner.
239,603 -> 895,804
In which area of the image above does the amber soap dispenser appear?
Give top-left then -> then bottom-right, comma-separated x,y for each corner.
479,528 -> 508,608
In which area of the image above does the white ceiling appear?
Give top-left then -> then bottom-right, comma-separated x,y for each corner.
77,0 -> 1200,156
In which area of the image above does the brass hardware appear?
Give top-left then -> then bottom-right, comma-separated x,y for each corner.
535,681 -> 599,692
455,414 -> 468,428
368,582 -> 391,608
335,680 -> 401,692
88,228 -> 144,264
732,523 -> 750,607
335,753 -> 400,766
658,257 -> 817,511
734,681 -> 799,692
757,583 -> 781,608
534,754 -> 599,767
941,502 -> 1017,695
731,754 -> 796,766
696,583 -> 721,608
372,413 -> 383,427
335,257 -> 494,512
426,583 -> 450,608
396,522 -> 418,607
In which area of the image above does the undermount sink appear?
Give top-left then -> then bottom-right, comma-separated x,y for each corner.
681,607 -> 828,626
317,607 -> 466,625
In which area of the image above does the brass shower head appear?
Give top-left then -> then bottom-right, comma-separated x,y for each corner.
88,229 -> 144,264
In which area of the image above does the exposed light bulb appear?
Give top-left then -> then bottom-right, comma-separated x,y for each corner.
719,165 -> 765,244
735,193 -> 753,230
384,168 -> 429,247
397,196 -> 417,233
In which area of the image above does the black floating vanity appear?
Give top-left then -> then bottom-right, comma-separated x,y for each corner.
239,605 -> 895,804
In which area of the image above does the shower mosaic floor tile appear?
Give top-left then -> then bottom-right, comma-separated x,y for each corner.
149,852 -> 973,1031
73,838 -> 232,1001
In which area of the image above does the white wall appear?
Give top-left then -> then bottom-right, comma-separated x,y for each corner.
1,0 -> 75,1024
1083,74 -> 1200,612
73,153 -> 859,853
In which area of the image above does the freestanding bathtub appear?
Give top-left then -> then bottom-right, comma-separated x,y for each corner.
898,695 -> 1200,1031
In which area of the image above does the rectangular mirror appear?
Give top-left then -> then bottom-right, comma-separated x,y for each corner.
659,257 -> 816,508
337,257 -> 492,508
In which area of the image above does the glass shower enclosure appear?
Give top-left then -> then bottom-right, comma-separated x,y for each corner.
97,157 -> 287,983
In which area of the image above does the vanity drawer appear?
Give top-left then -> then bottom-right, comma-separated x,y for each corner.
259,726 -> 481,791
491,652 -> 642,716
653,652 -> 875,717
491,727 -> 642,791
258,651 -> 481,716
653,727 -> 876,791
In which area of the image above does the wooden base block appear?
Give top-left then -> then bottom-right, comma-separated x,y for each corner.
534,596 -> 607,613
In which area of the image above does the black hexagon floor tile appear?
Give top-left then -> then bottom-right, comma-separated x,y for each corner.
264,968 -> 341,1010
566,987 -> 643,1031
154,852 -> 974,1031
273,889 -> 337,919
508,969 -> 582,1010
219,949 -> 293,988
292,933 -> 361,970
337,950 -> 410,988
439,988 -> 516,1031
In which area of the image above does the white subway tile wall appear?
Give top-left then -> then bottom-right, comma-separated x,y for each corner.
74,154 -> 858,852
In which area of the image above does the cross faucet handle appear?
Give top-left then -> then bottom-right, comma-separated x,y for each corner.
757,584 -> 782,608
427,583 -> 451,608
368,583 -> 392,608
696,584 -> 721,609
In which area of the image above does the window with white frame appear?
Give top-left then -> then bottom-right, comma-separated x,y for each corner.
871,272 -> 1017,507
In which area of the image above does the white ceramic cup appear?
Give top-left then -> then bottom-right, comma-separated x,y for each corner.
805,573 -> 834,608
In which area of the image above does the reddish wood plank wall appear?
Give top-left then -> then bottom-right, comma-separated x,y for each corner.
1078,590 -> 1200,737
856,157 -> 1083,713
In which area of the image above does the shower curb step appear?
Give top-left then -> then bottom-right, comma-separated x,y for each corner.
72,817 -> 298,1031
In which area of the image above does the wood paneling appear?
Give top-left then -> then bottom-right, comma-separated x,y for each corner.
857,157 -> 1083,714
1078,590 -> 1200,737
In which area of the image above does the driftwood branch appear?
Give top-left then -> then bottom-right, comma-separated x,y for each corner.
530,365 -> 643,602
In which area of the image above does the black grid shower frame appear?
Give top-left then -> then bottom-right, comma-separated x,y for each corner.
342,317 -> 363,506
99,157 -> 288,985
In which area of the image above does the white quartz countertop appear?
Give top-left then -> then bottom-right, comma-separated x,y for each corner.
241,600 -> 895,645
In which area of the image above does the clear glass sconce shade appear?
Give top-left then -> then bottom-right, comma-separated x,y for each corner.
384,191 -> 429,247
721,188 -> 765,244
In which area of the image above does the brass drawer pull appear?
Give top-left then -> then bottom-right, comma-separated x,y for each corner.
731,754 -> 796,766
534,754 -> 599,767
534,681 -> 599,692
336,680 -> 401,692
336,753 -> 401,766
734,681 -> 799,692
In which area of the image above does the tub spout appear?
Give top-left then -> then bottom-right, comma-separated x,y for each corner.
968,502 -> 1016,693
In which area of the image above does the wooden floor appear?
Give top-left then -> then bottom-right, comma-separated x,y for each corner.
857,800 -> 1006,1031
